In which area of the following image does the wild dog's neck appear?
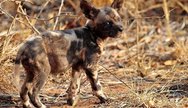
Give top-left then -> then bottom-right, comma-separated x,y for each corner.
85,20 -> 108,41
85,24 -> 105,48
85,25 -> 105,53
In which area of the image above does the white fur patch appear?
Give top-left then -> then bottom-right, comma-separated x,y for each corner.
23,100 -> 33,107
41,104 -> 47,108
93,89 -> 106,98
50,31 -> 62,36
64,31 -> 79,41
64,31 -> 83,50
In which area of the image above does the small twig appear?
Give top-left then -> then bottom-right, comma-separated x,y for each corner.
67,0 -> 78,12
100,81 -> 123,85
17,11 -> 76,21
0,1 -> 41,35
36,0 -> 51,18
1,2 -> 20,55
175,0 -> 188,13
139,4 -> 162,13
0,6 -> 32,30
100,65 -> 132,89
53,0 -> 64,30
163,0 -> 172,38
18,3 -> 40,34
127,8 -> 176,24
100,65 -> 142,100
54,93 -> 67,102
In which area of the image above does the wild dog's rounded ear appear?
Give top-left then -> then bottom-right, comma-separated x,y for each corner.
80,0 -> 100,20
111,0 -> 123,11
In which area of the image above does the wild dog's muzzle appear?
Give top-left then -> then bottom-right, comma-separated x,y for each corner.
117,24 -> 123,32
108,24 -> 124,37
96,22 -> 123,38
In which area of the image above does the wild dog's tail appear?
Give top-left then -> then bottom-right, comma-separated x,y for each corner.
13,44 -> 25,90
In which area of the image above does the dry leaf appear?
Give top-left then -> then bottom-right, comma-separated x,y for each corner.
164,60 -> 177,66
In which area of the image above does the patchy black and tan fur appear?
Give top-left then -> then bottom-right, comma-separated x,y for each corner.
13,0 -> 123,107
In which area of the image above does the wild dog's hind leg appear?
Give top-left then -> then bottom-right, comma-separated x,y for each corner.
28,71 -> 49,108
84,68 -> 107,103
28,56 -> 50,108
20,70 -> 34,108
67,66 -> 82,106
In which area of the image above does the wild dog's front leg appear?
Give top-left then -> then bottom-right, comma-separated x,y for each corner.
84,68 -> 107,103
67,68 -> 82,106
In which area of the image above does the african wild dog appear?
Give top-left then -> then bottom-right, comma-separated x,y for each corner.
13,0 -> 123,107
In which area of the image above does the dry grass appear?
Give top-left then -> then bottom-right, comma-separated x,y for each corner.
0,0 -> 188,107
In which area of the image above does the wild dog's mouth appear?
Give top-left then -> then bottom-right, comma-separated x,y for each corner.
95,22 -> 123,38
107,26 -> 123,38
97,29 -> 122,39
108,30 -> 119,37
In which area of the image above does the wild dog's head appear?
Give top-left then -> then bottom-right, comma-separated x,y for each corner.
80,0 -> 123,39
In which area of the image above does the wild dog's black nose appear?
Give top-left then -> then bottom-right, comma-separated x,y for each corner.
118,25 -> 123,32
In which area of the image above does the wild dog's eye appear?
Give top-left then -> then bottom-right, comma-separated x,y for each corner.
106,22 -> 110,25
104,21 -> 113,27
103,21 -> 113,29
106,21 -> 112,25
102,21 -> 113,29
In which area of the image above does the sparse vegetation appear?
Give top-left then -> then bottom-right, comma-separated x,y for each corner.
0,0 -> 188,107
